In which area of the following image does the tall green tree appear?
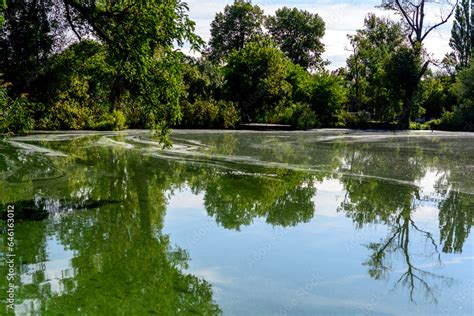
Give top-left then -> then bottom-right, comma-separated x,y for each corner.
346,14 -> 407,121
457,59 -> 474,105
381,0 -> 458,128
450,0 -> 472,69
266,7 -> 325,70
0,0 -> 55,94
307,71 -> 347,126
224,38 -> 293,121
62,0 -> 202,145
384,46 -> 422,120
207,0 -> 264,62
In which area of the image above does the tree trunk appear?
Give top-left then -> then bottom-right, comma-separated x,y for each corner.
399,94 -> 414,130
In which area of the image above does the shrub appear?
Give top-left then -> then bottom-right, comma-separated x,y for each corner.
216,100 -> 240,128
178,99 -> 240,129
409,121 -> 430,130
33,40 -> 116,130
224,39 -> 293,121
266,102 -> 319,130
91,110 -> 128,131
437,107 -> 474,131
308,72 -> 347,127
340,111 -> 371,128
0,82 -> 34,134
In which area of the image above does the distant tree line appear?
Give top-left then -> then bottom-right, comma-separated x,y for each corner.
1,0 -> 473,141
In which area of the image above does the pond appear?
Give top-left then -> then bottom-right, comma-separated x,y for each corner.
0,130 -> 473,315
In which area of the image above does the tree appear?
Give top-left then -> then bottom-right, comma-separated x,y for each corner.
182,56 -> 225,103
385,46 -> 423,121
266,7 -> 326,70
457,59 -> 474,104
0,0 -> 5,25
0,1 -> 203,140
346,14 -> 408,121
418,72 -> 458,119
382,0 -> 458,49
224,38 -> 293,121
471,0 -> 474,56
0,0 -> 55,94
455,59 -> 474,130
32,40 -> 118,130
207,0 -> 264,62
381,0 -> 458,128
450,0 -> 472,69
307,72 -> 347,126
60,0 -> 202,145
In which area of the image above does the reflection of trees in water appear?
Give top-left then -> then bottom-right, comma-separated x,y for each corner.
179,132 -> 342,230
337,137 -> 472,302
438,189 -> 473,254
202,171 -> 317,230
0,143 -> 221,315
1,132 -> 473,309
339,177 -> 451,302
363,209 -> 453,303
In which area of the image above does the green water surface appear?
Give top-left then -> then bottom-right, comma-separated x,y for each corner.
0,130 -> 473,315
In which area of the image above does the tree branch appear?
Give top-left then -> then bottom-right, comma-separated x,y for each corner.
395,0 -> 416,31
421,2 -> 457,42
65,3 -> 81,41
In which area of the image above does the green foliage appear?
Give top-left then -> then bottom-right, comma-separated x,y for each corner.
0,0 -> 55,95
450,0 -> 472,69
224,39 -> 293,122
178,100 -> 240,129
266,102 -> 319,129
384,46 -> 423,128
0,1 -> 471,134
182,57 -> 225,102
386,47 -> 421,97
440,61 -> 474,130
33,40 -> 116,130
285,62 -> 312,102
266,7 -> 326,70
307,72 -> 347,127
418,73 -> 458,119
457,59 -> 474,103
0,0 -> 5,25
409,121 -> 432,130
380,1 -> 458,128
90,110 -> 127,131
0,82 -> 34,134
472,0 -> 474,55
207,0 -> 264,62
64,0 -> 203,145
346,14 -> 408,121
341,111 -> 372,128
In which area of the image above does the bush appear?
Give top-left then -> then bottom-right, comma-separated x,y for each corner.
178,99 -> 240,129
217,100 -> 240,128
409,121 -> 430,130
224,39 -> 293,121
0,82 -> 34,134
266,102 -> 319,129
91,110 -> 127,131
436,107 -> 474,131
434,61 -> 474,131
308,72 -> 347,127
33,40 -> 116,130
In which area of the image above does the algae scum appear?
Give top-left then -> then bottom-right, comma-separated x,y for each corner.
1,130 -> 473,315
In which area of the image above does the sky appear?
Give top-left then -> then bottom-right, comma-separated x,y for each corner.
185,0 -> 456,70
